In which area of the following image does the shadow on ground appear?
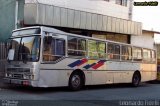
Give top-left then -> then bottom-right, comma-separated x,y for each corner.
0,81 -> 153,94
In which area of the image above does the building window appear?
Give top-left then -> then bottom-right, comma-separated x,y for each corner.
106,34 -> 129,44
92,33 -> 129,44
116,0 -> 127,6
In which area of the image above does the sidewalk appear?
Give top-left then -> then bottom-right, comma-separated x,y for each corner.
0,78 -> 8,88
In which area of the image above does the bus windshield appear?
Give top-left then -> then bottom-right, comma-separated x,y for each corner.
8,36 -> 41,62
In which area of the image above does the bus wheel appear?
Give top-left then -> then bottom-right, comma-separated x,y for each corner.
69,72 -> 83,91
132,72 -> 141,87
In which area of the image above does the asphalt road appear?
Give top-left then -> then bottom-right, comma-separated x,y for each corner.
0,81 -> 160,106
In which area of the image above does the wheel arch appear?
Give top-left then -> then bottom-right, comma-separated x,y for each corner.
133,70 -> 141,81
69,69 -> 86,86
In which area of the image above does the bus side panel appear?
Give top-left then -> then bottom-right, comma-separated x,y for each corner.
140,64 -> 157,82
107,62 -> 139,84
91,71 -> 107,85
38,70 -> 59,87
38,70 -> 76,87
113,71 -> 134,83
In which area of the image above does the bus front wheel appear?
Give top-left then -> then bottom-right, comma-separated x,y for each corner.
69,72 -> 83,91
132,72 -> 141,87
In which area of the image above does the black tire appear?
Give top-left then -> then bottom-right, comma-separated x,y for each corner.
132,72 -> 141,87
69,72 -> 83,91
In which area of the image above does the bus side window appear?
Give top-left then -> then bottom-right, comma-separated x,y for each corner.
43,36 -> 52,61
107,43 -> 120,60
43,36 -> 65,62
68,36 -> 86,57
133,47 -> 142,61
143,49 -> 151,63
97,42 -> 106,59
88,40 -> 98,58
121,46 -> 132,61
55,39 -> 65,56
151,50 -> 156,62
107,43 -> 114,59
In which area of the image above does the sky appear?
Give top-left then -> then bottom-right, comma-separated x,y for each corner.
133,0 -> 160,43
133,0 -> 160,31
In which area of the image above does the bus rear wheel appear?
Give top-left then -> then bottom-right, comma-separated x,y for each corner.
69,72 -> 83,91
132,72 -> 141,87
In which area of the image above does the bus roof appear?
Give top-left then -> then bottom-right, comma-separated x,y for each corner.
12,26 -> 156,50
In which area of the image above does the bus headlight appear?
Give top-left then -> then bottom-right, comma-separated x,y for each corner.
9,74 -> 12,77
23,74 -> 34,80
23,74 -> 29,79
6,73 -> 12,77
31,75 -> 34,80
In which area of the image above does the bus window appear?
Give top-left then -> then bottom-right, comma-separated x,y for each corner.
68,36 -> 86,57
97,42 -> 106,58
151,50 -> 156,62
55,39 -> 65,56
121,46 -> 132,61
133,47 -> 142,61
43,36 -> 65,61
88,40 -> 98,58
88,40 -> 106,59
107,43 -> 120,60
143,49 -> 151,62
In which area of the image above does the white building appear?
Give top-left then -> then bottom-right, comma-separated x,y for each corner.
24,0 -> 142,45
26,0 -> 132,20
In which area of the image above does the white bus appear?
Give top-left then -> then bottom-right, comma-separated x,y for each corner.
4,26 -> 157,90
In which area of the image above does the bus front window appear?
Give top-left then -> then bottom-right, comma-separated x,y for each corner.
8,36 -> 40,62
43,36 -> 65,62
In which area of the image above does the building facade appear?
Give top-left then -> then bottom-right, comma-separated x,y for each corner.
0,0 -> 142,44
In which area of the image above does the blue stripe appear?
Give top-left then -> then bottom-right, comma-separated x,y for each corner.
68,60 -> 82,68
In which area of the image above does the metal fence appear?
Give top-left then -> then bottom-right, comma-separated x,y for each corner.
0,42 -> 10,78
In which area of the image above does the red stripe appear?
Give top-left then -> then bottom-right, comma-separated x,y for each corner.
92,62 -> 104,69
77,58 -> 88,66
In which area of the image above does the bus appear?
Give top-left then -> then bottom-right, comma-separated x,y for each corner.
4,26 -> 157,90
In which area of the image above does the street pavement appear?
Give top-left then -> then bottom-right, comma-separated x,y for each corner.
0,79 -> 160,106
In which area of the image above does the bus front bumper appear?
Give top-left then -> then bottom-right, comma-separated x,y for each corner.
3,78 -> 37,87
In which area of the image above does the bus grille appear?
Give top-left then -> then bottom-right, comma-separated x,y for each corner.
7,68 -> 30,73
12,74 -> 23,79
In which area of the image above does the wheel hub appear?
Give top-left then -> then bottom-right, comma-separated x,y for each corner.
71,75 -> 80,88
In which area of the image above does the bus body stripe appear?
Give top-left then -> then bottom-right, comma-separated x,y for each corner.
77,58 -> 88,66
92,60 -> 106,69
68,58 -> 88,68
92,62 -> 104,69
83,63 -> 96,69
68,60 -> 82,68
68,59 -> 106,69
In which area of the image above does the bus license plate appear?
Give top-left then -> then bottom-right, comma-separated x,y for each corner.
11,80 -> 21,84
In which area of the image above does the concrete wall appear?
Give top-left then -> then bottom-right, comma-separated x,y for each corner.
131,30 -> 155,49
0,0 -> 24,42
25,0 -> 131,20
24,3 -> 142,36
